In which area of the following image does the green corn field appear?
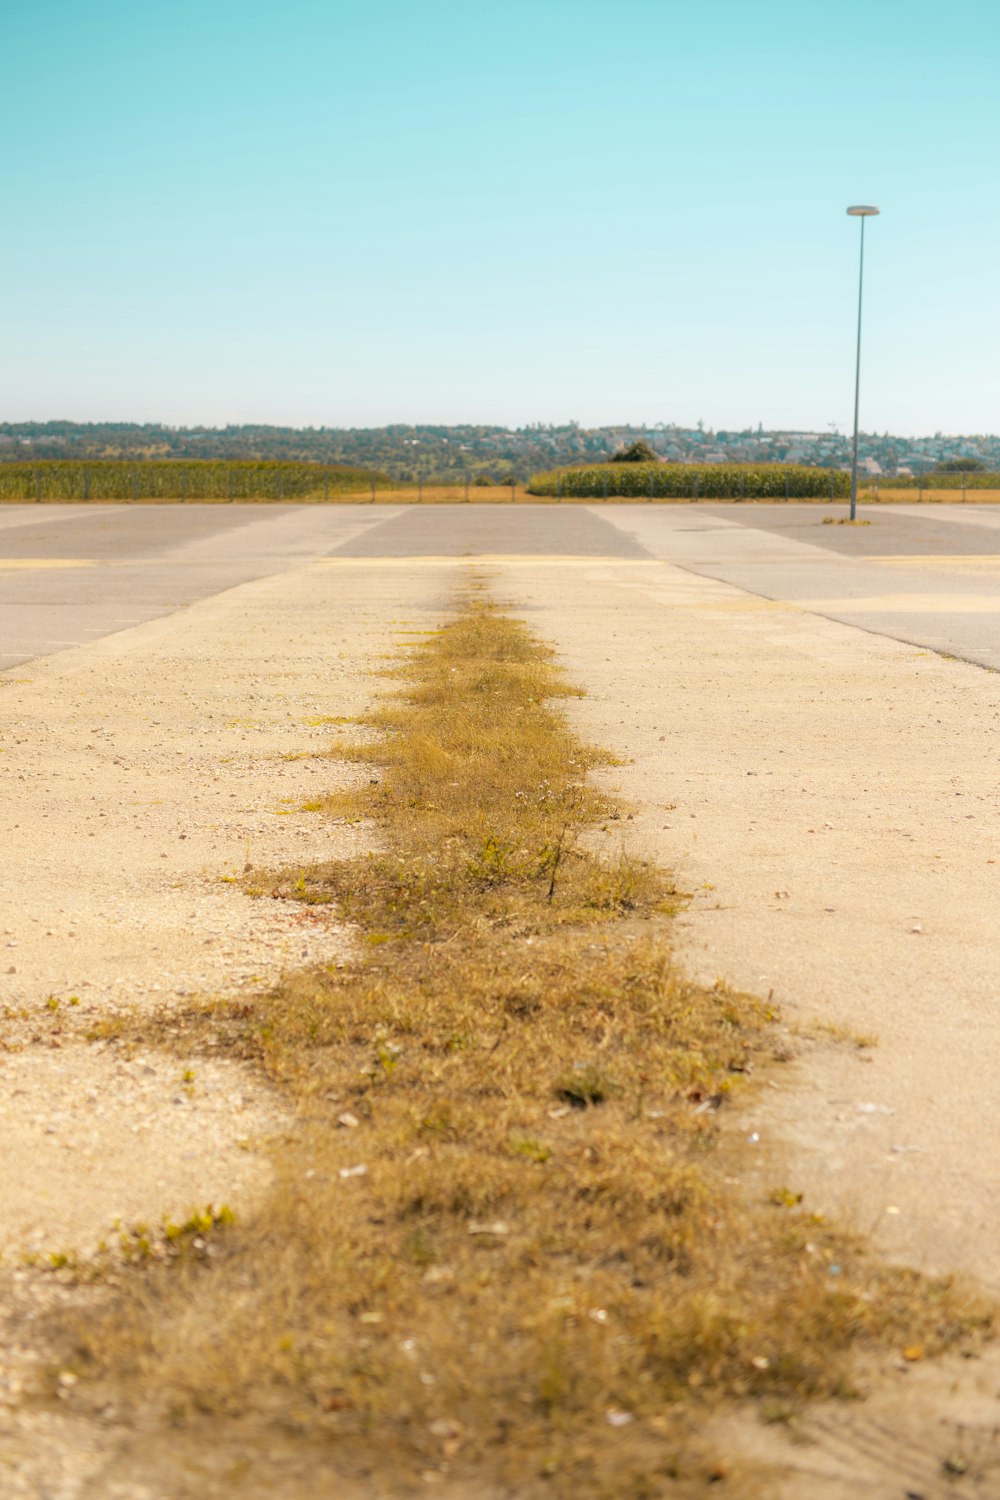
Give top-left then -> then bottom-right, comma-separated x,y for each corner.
527,462 -> 851,500
0,460 -> 386,502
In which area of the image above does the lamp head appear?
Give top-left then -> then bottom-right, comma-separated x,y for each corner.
846,205 -> 880,216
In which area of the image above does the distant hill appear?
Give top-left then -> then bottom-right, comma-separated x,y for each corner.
2,421 -> 998,481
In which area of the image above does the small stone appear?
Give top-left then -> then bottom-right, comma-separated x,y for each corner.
428,1418 -> 463,1441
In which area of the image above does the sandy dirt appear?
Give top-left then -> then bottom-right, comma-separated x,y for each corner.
0,563 -> 408,1254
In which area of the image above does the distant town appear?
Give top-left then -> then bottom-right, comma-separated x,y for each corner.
1,421 -> 998,483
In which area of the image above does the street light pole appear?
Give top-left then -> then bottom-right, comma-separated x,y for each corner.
846,205 -> 879,521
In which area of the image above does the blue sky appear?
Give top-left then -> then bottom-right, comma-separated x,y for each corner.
3,0 -> 998,433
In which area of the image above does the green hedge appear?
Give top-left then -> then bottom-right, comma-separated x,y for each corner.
0,460 -> 385,501
527,462 -> 850,500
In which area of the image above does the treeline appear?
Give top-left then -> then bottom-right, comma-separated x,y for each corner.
528,462 -> 851,499
0,422 -> 604,483
0,460 -> 384,501
5,423 -> 999,486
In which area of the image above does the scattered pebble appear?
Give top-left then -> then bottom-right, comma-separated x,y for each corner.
605,1409 -> 634,1428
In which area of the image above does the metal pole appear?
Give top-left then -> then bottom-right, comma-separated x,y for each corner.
849,214 -> 867,522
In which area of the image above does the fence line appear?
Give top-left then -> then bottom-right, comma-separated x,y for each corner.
5,462 -> 1000,506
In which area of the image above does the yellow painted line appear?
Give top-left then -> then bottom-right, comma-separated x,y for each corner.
315,554 -> 664,567
682,598 -> 795,612
604,584 -> 797,614
0,558 -> 96,570
799,594 -> 1000,614
869,554 -> 1000,569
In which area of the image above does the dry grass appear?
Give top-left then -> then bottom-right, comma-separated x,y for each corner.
870,487 -> 1000,503
58,590 -> 992,1496
10,484 -> 1000,508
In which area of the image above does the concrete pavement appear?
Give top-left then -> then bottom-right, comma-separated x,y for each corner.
4,500 -> 1000,1282
600,502 -> 1000,669
5,500 -> 1000,1495
0,504 -> 404,667
5,499 -> 1000,668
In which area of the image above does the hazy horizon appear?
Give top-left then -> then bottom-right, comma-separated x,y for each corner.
5,417 -> 1000,441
